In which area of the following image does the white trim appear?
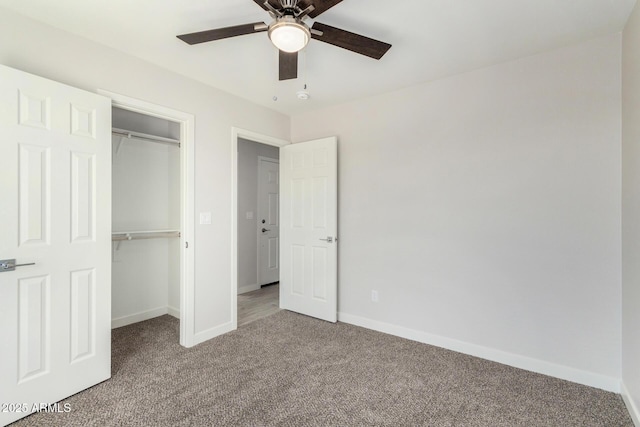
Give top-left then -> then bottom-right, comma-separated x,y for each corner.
622,382 -> 640,426
98,89 -> 196,348
238,283 -> 261,294
338,312 -> 621,393
167,306 -> 180,319
232,128 -> 290,331
111,307 -> 169,329
192,321 -> 236,346
257,155 -> 280,288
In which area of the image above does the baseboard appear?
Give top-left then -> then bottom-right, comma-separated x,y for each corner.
190,321 -> 236,347
112,306 -> 169,329
167,306 -> 180,319
622,382 -> 640,426
338,312 -> 620,393
238,283 -> 260,294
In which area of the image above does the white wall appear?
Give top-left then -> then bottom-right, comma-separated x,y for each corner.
237,138 -> 279,294
622,1 -> 640,423
0,8 -> 290,340
291,34 -> 622,391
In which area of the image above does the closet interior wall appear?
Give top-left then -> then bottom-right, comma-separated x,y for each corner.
111,107 -> 181,328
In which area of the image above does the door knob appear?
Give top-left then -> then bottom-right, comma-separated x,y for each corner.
262,228 -> 270,233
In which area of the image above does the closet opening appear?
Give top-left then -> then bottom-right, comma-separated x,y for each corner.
111,107 -> 180,330
101,90 -> 195,347
110,106 -> 183,341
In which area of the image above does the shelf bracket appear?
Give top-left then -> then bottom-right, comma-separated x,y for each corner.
115,135 -> 127,156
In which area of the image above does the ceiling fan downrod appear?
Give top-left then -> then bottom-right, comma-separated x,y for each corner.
280,0 -> 298,10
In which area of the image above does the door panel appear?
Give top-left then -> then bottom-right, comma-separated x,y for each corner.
267,238 -> 278,268
280,137 -> 337,322
19,144 -> 50,245
70,268 -> 95,362
312,246 -> 328,300
18,275 -> 50,382
0,65 -> 111,426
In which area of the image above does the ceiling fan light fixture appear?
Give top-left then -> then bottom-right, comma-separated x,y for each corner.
268,16 -> 310,53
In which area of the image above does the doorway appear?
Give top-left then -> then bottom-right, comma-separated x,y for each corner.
236,138 -> 280,326
232,129 -> 289,327
232,130 -> 339,327
100,90 -> 196,347
110,107 -> 181,331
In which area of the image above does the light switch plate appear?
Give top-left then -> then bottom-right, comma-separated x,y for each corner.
246,211 -> 254,220
200,212 -> 212,225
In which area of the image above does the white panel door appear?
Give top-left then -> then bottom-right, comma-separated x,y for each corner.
280,137 -> 337,322
0,65 -> 111,426
258,157 -> 280,286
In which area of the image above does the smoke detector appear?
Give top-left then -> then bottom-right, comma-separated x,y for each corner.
296,90 -> 310,100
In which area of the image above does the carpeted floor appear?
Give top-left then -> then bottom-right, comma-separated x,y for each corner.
12,311 -> 633,426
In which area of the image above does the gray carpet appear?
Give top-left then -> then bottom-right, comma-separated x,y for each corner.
12,311 -> 633,426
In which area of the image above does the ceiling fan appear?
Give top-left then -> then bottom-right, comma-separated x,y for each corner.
177,0 -> 392,81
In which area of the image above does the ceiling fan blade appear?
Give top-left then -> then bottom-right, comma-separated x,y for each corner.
311,22 -> 391,60
252,0 -> 282,11
252,0 -> 269,10
177,22 -> 267,45
279,51 -> 298,81
302,0 -> 344,18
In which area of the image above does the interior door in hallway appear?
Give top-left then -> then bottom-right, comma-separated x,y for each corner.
280,137 -> 338,323
257,157 -> 280,286
0,65 -> 112,426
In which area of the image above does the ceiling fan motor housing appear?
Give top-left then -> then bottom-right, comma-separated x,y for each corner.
268,15 -> 311,52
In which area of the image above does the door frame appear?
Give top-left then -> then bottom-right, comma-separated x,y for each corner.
98,90 -> 196,347
257,156 -> 280,287
231,128 -> 289,328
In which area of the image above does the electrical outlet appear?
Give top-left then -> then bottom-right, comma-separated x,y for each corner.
371,290 -> 379,303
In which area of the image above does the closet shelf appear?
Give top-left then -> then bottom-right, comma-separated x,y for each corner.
112,127 -> 180,154
112,229 -> 181,242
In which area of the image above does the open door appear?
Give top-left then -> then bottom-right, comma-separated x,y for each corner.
0,65 -> 111,426
280,137 -> 337,322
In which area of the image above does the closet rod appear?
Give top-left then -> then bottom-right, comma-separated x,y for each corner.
112,127 -> 180,147
111,230 -> 181,242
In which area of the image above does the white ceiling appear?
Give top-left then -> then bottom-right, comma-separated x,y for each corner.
0,0 -> 635,116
